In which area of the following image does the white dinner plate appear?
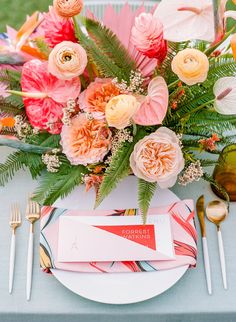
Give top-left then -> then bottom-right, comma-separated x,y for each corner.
52,176 -> 188,304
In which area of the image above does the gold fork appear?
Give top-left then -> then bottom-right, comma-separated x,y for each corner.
26,197 -> 40,301
9,203 -> 21,294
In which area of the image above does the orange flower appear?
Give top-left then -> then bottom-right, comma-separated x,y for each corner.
53,0 -> 83,18
79,78 -> 120,119
199,133 -> 220,151
231,33 -> 236,61
60,114 -> 112,165
0,117 -> 15,128
84,174 -> 103,193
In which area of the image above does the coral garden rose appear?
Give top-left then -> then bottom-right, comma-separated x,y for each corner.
60,113 -> 112,165
48,41 -> 87,80
105,94 -> 140,129
21,59 -> 81,134
130,127 -> 184,188
131,13 -> 167,62
53,0 -> 83,18
37,6 -> 77,48
79,78 -> 120,119
171,48 -> 209,86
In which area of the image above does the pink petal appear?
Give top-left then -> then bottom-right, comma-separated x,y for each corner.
102,3 -> 158,78
154,0 -> 215,42
21,59 -> 81,133
133,76 -> 169,126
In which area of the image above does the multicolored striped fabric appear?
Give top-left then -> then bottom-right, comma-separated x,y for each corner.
40,199 -> 197,274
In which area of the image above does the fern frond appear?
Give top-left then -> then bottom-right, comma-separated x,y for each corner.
0,152 -> 24,186
33,164 -> 88,205
74,18 -> 131,81
0,98 -> 25,116
85,18 -> 136,81
0,69 -> 21,91
138,179 -> 157,224
95,128 -> 147,208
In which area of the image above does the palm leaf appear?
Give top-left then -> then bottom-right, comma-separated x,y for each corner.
73,17 -> 131,81
138,179 -> 157,224
33,164 -> 88,205
0,137 -> 53,154
95,128 -> 147,208
0,152 -> 24,186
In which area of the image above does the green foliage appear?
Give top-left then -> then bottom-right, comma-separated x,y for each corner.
74,17 -> 135,82
0,69 -> 21,91
0,97 -> 25,116
0,152 -> 25,186
34,38 -> 51,58
85,18 -> 136,81
33,163 -> 89,205
0,137 -> 53,154
95,128 -> 147,208
138,179 -> 157,224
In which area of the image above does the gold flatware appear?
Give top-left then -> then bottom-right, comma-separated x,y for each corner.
196,195 -> 212,295
26,198 -> 40,301
9,203 -> 21,294
206,200 -> 228,290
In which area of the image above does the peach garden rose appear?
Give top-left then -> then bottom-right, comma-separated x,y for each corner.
60,114 -> 112,165
53,0 -> 83,18
130,127 -> 184,188
48,41 -> 87,80
171,48 -> 209,86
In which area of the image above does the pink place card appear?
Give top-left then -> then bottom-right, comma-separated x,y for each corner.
57,214 -> 175,262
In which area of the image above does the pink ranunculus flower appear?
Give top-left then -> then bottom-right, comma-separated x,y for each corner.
37,6 -> 77,48
60,114 -> 112,165
79,78 -> 120,119
48,41 -> 87,80
131,13 -> 167,62
21,59 -> 81,134
130,127 -> 185,188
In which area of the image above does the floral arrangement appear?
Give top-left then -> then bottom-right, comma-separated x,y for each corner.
0,0 -> 236,221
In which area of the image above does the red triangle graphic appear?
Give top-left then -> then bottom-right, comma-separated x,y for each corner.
94,224 -> 156,251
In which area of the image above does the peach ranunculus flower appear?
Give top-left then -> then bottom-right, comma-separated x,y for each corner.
130,127 -> 185,188
53,0 -> 83,18
79,78 -> 120,119
171,48 -> 209,86
60,114 -> 112,165
105,94 -> 140,129
48,41 -> 87,80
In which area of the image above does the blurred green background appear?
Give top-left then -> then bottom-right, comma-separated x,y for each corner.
0,0 -> 235,31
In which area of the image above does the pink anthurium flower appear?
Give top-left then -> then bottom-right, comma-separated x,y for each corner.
213,77 -> 236,115
15,59 -> 81,134
133,76 -> 169,126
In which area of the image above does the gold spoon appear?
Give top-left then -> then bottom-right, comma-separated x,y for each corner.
206,200 -> 228,290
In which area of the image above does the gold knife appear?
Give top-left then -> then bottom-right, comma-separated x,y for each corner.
196,195 -> 212,295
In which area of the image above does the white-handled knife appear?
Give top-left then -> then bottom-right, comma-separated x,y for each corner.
196,195 -> 212,295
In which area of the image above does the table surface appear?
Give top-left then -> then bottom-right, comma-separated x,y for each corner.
0,147 -> 236,322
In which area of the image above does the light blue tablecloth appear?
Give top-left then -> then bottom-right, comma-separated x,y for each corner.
0,146 -> 236,322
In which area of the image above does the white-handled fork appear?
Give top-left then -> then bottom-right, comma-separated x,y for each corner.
9,203 -> 21,294
26,198 -> 40,301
